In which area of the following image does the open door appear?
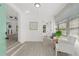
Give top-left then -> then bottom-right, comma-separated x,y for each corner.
0,4 -> 6,56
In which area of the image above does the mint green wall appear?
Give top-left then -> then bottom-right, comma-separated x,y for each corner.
0,4 -> 6,56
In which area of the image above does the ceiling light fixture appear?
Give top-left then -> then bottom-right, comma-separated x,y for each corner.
34,3 -> 40,8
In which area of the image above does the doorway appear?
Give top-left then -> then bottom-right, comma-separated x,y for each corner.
6,15 -> 18,49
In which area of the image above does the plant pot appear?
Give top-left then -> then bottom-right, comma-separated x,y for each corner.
56,39 -> 58,43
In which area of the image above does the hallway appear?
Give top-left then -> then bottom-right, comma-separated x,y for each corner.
0,3 -> 79,56
5,3 -> 79,56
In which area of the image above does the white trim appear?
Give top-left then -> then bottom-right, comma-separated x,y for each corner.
11,44 -> 25,56
7,43 -> 21,53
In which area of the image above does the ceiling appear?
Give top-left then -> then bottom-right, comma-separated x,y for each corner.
11,3 -> 67,20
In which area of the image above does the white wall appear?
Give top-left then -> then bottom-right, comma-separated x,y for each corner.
18,13 -> 55,43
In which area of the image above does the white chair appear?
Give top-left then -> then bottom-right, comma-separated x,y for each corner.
56,36 -> 76,56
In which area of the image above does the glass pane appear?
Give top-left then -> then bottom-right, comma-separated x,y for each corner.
59,23 -> 66,29
69,29 -> 79,38
70,18 -> 79,28
62,30 -> 67,35
59,23 -> 66,35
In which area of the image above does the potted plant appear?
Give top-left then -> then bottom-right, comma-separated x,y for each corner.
55,29 -> 62,43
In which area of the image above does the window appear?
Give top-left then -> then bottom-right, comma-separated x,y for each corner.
59,22 -> 67,35
69,18 -> 79,39
29,22 -> 38,30
57,17 -> 79,39
69,29 -> 79,38
70,18 -> 79,28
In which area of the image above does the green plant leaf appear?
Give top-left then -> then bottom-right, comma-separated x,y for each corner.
55,30 -> 62,39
